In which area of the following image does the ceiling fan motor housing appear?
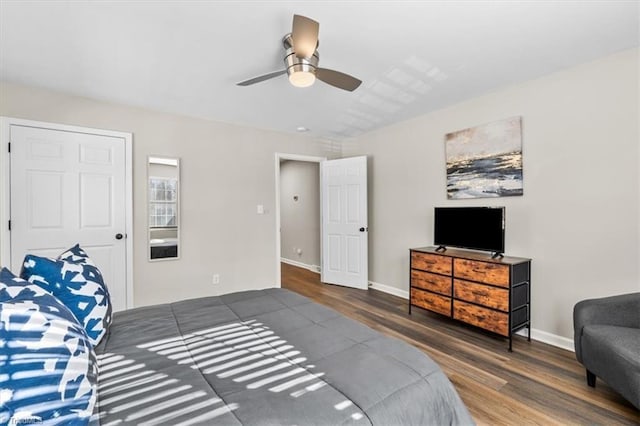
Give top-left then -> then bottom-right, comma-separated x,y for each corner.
283,33 -> 319,78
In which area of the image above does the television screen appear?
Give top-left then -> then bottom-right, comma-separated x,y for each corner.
434,207 -> 505,254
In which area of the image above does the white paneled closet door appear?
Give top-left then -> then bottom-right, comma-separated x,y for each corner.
9,124 -> 129,311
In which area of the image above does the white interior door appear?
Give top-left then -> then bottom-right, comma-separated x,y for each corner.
321,156 -> 368,289
9,124 -> 129,311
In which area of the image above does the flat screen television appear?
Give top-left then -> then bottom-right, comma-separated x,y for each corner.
434,207 -> 505,256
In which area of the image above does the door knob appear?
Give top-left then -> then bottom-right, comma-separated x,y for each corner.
359,227 -> 368,232
115,233 -> 124,240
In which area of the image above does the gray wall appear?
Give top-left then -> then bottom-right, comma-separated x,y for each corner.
343,48 -> 640,342
0,81 -> 339,307
279,160 -> 320,268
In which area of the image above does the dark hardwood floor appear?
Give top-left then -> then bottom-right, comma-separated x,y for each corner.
281,263 -> 639,425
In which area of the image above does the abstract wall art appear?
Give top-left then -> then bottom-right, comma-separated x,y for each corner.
445,116 -> 523,199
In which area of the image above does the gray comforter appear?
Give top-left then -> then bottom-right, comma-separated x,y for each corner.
95,288 -> 473,425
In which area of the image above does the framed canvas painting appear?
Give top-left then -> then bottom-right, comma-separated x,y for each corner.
445,116 -> 523,199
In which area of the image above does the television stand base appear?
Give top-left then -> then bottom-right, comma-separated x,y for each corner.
435,245 -> 447,252
491,252 -> 504,259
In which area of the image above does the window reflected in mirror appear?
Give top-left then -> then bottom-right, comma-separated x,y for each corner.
148,157 -> 180,260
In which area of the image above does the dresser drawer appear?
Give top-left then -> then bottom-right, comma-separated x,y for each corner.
411,252 -> 452,275
454,279 -> 509,311
411,288 -> 451,316
411,270 -> 452,296
453,300 -> 509,336
454,259 -> 509,287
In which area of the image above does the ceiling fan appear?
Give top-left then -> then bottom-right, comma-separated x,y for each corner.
236,14 -> 362,92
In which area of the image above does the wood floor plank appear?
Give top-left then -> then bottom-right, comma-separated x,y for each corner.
281,263 -> 640,425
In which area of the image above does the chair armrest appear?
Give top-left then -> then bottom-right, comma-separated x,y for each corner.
573,292 -> 640,362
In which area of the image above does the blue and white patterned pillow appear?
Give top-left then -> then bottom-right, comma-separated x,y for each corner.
20,244 -> 112,346
0,267 -> 97,425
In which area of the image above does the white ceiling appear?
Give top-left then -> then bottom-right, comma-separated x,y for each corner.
1,1 -> 638,140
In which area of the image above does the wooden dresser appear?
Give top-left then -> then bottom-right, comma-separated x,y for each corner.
409,246 -> 531,351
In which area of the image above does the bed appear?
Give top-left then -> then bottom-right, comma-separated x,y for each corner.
94,288 -> 473,425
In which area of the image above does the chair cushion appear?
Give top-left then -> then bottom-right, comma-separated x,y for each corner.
0,267 -> 97,425
20,244 -> 112,346
581,324 -> 640,408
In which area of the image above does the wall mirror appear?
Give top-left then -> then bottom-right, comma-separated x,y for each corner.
148,156 -> 180,261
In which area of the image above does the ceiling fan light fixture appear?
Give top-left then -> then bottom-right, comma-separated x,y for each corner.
288,69 -> 316,88
285,42 -> 319,88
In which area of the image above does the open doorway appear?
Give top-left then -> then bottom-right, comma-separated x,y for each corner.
274,153 -> 325,287
280,160 -> 320,270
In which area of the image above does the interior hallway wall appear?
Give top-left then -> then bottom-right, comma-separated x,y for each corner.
279,160 -> 320,269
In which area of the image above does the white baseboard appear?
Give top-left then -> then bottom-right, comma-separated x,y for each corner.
516,328 -> 574,352
281,258 -> 320,274
368,279 -> 575,352
368,280 -> 409,300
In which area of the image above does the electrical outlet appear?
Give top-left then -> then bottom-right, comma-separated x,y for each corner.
212,274 -> 220,285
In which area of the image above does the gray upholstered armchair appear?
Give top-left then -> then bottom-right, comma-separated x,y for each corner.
573,292 -> 640,409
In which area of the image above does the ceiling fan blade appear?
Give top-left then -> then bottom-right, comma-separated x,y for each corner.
236,70 -> 286,86
292,14 -> 319,59
316,68 -> 362,92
